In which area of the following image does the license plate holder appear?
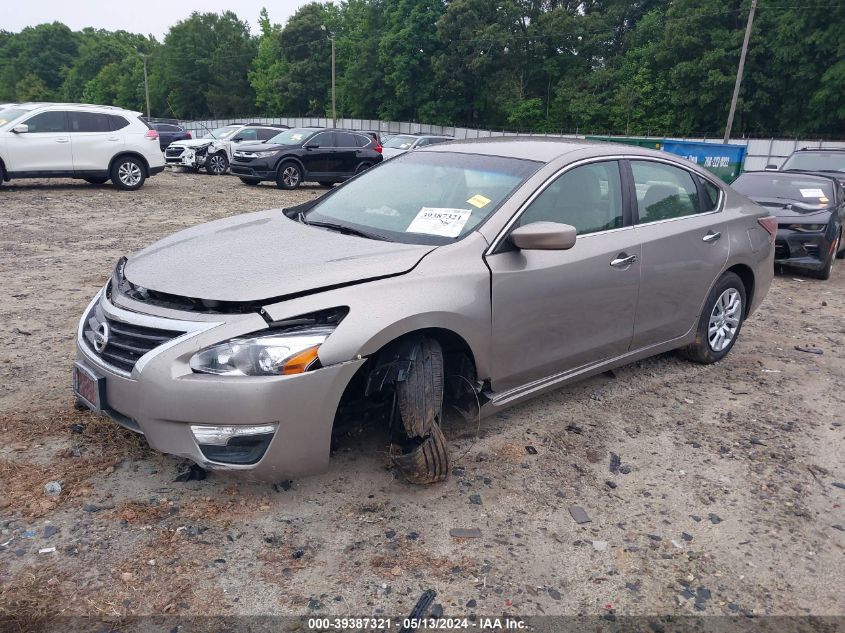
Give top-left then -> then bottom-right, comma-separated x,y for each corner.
73,363 -> 106,412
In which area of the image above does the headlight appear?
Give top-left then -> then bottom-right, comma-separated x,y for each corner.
252,151 -> 279,158
785,224 -> 825,232
189,326 -> 334,376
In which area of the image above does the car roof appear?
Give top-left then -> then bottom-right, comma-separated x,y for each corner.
13,102 -> 139,114
738,170 -> 838,183
420,136 -> 653,163
794,147 -> 845,153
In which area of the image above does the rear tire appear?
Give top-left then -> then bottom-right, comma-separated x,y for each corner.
680,271 -> 746,364
84,177 -> 109,185
110,157 -> 146,191
239,177 -> 260,186
276,162 -> 302,190
205,152 -> 228,175
355,162 -> 373,174
391,337 -> 449,484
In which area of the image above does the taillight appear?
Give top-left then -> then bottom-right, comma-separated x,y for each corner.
374,144 -> 382,154
186,132 -> 192,138
145,129 -> 159,140
758,216 -> 778,243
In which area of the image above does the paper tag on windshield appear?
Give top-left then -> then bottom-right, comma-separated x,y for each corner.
800,188 -> 826,198
406,208 -> 471,238
467,194 -> 492,208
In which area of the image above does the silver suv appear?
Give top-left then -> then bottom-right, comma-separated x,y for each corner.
0,102 -> 165,190
164,123 -> 288,175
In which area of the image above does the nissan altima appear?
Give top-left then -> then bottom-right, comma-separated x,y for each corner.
73,138 -> 775,483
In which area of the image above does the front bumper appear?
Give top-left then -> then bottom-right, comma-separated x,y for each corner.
164,147 -> 210,168
230,160 -> 276,180
774,228 -> 833,270
74,289 -> 365,480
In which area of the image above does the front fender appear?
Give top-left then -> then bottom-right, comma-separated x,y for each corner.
261,234 -> 493,379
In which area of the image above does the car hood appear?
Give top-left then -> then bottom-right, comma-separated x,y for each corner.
168,138 -> 224,149
381,148 -> 407,159
750,196 -> 833,219
234,142 -> 291,154
123,209 -> 436,303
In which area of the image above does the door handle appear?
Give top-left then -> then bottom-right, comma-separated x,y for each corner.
55,138 -> 69,143
702,231 -> 721,243
107,137 -> 119,141
610,253 -> 638,268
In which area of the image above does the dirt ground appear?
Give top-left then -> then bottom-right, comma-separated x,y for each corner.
0,170 -> 843,631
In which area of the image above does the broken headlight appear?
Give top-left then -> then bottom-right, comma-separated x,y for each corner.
189,326 -> 334,376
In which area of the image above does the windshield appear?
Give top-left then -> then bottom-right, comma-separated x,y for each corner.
0,108 -> 30,127
267,128 -> 314,145
383,135 -> 417,150
304,152 -> 540,245
782,152 -> 845,174
732,174 -> 833,204
203,126 -> 240,140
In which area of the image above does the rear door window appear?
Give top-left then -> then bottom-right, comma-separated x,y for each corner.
335,132 -> 359,147
24,111 -> 69,133
631,161 -> 700,223
69,112 -> 111,133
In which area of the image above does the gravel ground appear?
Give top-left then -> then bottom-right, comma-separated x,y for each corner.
0,170 -> 844,630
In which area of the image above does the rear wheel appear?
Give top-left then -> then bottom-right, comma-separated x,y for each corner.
239,177 -> 260,186
206,152 -> 228,175
84,177 -> 109,185
390,337 -> 449,484
110,157 -> 146,191
355,162 -> 373,174
680,272 -> 746,364
276,162 -> 302,190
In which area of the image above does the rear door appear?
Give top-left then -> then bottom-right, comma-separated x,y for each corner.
69,111 -> 123,172
627,159 -> 729,349
6,110 -> 73,173
486,160 -> 641,392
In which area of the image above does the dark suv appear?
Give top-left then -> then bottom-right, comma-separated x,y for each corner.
230,127 -> 383,189
778,148 -> 845,187
151,122 -> 191,151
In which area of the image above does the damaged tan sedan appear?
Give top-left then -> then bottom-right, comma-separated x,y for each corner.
73,138 -> 775,483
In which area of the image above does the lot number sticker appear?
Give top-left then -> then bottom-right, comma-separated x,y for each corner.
800,188 -> 826,198
406,207 -> 472,237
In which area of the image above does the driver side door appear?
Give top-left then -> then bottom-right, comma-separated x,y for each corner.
485,160 -> 641,392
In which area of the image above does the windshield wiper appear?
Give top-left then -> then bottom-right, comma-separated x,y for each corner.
306,220 -> 389,241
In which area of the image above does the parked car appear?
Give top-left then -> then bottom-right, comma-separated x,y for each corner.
164,123 -> 288,175
0,102 -> 164,190
775,148 -> 845,186
73,139 -> 774,482
151,122 -> 191,151
230,127 -> 383,188
731,171 -> 844,279
381,134 -> 453,159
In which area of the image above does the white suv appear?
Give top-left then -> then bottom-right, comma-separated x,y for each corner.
164,123 -> 287,174
0,103 -> 165,190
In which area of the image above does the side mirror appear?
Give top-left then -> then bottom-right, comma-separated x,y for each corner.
764,164 -> 778,171
232,137 -> 243,142
304,142 -> 319,150
11,124 -> 28,134
510,221 -> 577,251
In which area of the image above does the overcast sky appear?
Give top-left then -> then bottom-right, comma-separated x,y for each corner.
3,0 -> 314,38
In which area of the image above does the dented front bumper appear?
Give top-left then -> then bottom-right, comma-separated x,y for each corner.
74,289 -> 365,480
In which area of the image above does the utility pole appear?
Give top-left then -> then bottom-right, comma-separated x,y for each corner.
138,52 -> 151,118
321,25 -> 337,127
723,0 -> 757,143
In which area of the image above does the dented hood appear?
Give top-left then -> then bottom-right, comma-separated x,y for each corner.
124,209 -> 435,303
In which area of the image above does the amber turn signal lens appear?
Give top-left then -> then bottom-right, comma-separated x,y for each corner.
281,345 -> 320,375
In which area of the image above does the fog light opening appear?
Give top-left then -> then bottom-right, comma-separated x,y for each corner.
190,424 -> 277,465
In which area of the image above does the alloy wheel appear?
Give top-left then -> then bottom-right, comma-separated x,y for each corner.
118,162 -> 142,187
282,166 -> 300,188
208,155 -> 227,175
708,288 -> 742,352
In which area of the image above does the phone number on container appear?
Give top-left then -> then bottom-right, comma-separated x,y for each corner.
307,618 -> 473,630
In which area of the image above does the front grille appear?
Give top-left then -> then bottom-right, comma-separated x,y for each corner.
82,302 -> 185,374
165,147 -> 185,158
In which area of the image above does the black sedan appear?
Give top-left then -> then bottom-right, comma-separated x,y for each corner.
230,127 -> 383,189
732,171 -> 845,279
